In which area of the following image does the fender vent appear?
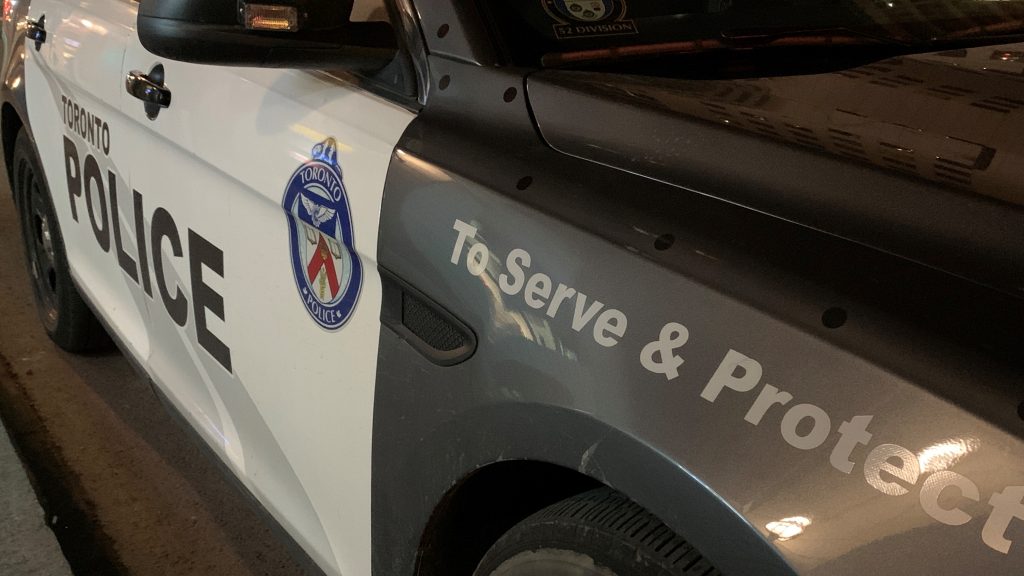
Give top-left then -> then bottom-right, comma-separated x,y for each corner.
402,292 -> 466,352
380,269 -> 476,366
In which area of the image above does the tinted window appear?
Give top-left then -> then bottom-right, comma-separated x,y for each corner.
482,0 -> 1024,71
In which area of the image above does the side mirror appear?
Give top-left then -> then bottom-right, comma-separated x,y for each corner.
138,0 -> 398,71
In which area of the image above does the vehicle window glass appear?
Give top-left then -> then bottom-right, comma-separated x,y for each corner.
330,0 -> 420,103
481,0 -> 1024,74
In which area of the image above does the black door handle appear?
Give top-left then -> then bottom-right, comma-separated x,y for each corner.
125,64 -> 171,120
26,15 -> 46,51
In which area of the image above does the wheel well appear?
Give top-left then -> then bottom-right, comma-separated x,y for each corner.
416,460 -> 602,576
2,102 -> 24,190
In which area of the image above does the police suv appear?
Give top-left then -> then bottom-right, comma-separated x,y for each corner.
3,0 -> 1024,574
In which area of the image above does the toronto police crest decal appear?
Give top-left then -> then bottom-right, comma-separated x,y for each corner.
283,138 -> 361,330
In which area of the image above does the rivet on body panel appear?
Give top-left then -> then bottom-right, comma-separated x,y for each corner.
654,234 -> 675,251
822,307 -> 847,329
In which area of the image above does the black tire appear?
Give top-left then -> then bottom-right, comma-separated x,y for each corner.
13,128 -> 109,352
474,488 -> 721,576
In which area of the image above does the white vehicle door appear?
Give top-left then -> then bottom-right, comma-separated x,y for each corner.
118,2 -> 418,574
24,0 -> 152,359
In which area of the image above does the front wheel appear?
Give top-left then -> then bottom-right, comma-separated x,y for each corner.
13,128 -> 108,352
474,488 -> 721,576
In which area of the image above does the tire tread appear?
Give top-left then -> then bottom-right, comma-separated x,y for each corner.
508,488 -> 722,576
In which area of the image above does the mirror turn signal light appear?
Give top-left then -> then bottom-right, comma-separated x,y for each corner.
243,4 -> 299,32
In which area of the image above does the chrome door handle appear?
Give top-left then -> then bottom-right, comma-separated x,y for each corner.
26,15 -> 46,51
125,65 -> 171,120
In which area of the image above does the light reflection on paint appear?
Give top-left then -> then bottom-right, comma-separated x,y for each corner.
396,149 -> 452,182
766,516 -> 811,541
917,437 -> 980,473
456,221 -> 577,362
76,18 -> 108,35
289,124 -> 353,152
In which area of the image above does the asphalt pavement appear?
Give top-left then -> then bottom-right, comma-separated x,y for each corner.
0,177 -> 310,574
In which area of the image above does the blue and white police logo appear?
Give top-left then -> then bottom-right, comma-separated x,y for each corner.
282,138 -> 361,330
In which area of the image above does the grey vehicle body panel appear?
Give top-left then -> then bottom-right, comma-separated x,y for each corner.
372,6 -> 1024,576
526,67 -> 1024,298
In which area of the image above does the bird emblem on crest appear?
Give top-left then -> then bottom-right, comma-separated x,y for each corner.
301,195 -> 337,228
